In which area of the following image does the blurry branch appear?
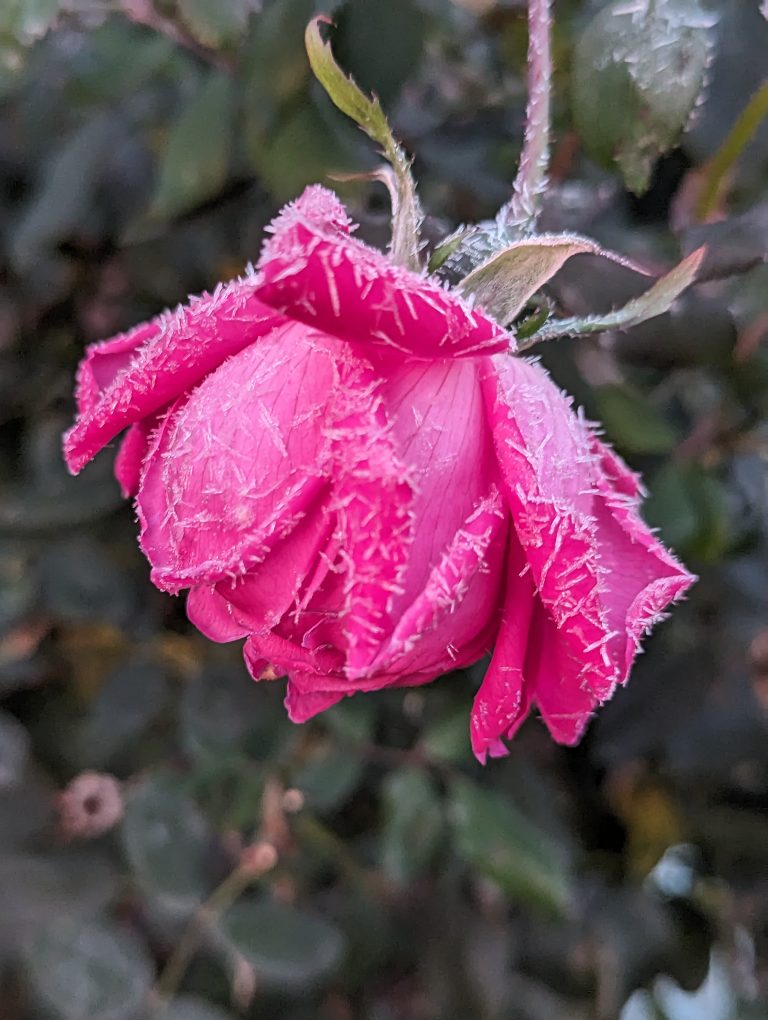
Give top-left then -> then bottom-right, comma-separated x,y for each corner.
696,79 -> 768,221
497,0 -> 552,235
152,783 -> 283,1014
115,0 -> 234,71
152,862 -> 260,1014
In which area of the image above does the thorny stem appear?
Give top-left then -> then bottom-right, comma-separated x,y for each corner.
696,79 -> 768,222
152,864 -> 257,1014
497,0 -> 553,236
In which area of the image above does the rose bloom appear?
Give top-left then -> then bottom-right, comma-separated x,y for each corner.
64,186 -> 694,762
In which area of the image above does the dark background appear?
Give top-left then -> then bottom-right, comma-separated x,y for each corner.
1,1 -> 768,1018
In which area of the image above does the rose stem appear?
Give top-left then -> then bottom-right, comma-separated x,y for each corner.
497,0 -> 553,236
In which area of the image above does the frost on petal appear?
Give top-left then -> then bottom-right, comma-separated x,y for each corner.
113,411 -> 164,499
63,275 -> 285,474
256,186 -> 511,360
470,542 -> 536,763
524,602 -> 597,745
75,322 -> 158,417
135,324 -> 339,592
483,355 -> 695,742
265,183 -> 354,241
371,487 -> 507,678
327,357 -> 416,677
202,506 -> 337,637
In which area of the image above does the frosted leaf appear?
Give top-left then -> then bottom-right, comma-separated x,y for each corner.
572,0 -> 716,193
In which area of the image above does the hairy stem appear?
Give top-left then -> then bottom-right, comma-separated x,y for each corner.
497,0 -> 553,235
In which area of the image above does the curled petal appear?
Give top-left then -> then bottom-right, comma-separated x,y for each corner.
186,584 -> 250,643
371,487 -> 507,678
64,276 -> 284,474
470,542 -> 536,763
75,323 -> 158,417
113,411 -> 163,499
256,186 -> 511,360
284,683 -> 344,723
136,324 -> 340,592
483,355 -> 695,740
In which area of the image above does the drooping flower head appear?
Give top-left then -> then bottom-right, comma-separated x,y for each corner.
64,185 -> 695,762
63,9 -> 700,762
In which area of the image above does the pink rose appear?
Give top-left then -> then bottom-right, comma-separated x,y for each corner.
63,186 -> 694,762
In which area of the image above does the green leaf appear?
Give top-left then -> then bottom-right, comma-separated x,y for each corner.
381,768 -> 443,885
80,654 -> 170,767
323,697 -> 375,744
572,0 -> 714,193
0,852 -> 116,949
458,233 -> 644,327
248,99 -> 357,204
292,744 -> 363,814
121,775 -> 212,914
644,462 -> 730,561
520,248 -> 705,347
149,70 -> 235,219
21,918 -> 152,1020
305,16 -> 422,269
419,706 -> 471,765
219,898 -> 345,991
180,660 -> 279,762
177,0 -> 252,49
11,114 -> 120,270
595,384 -> 678,456
448,777 -> 571,916
242,0 -> 314,132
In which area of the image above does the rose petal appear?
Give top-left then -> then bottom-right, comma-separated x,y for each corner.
256,186 -> 511,360
64,275 -> 285,474
186,584 -> 251,643
113,411 -> 163,499
526,602 -> 596,745
482,354 -> 695,738
136,324 -> 340,592
284,683 -> 344,723
325,356 -> 416,676
75,322 -> 158,417
371,487 -> 507,678
470,542 -> 536,763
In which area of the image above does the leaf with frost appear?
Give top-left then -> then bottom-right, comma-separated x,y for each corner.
519,247 -> 706,348
304,16 -> 422,269
457,233 -> 647,326
572,0 -> 715,194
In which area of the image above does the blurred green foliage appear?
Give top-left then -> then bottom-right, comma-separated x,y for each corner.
1,1 -> 768,1018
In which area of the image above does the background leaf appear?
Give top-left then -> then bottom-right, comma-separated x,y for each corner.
572,0 -> 714,193
448,777 -> 571,917
219,898 -> 346,990
149,70 -> 236,219
21,918 -> 152,1020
